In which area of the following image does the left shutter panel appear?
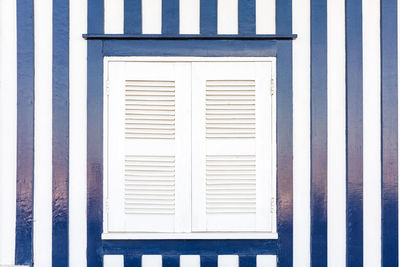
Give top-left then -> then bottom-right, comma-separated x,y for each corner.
106,61 -> 191,233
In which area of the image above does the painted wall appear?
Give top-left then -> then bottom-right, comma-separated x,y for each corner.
0,0 -> 398,266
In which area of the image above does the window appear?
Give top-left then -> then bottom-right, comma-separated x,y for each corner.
103,57 -> 276,239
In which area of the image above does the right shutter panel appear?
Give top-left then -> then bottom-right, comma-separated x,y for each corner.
192,61 -> 273,232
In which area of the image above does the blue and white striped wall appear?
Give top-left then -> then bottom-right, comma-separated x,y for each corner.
0,0 -> 398,266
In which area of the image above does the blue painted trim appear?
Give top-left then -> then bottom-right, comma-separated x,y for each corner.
238,0 -> 256,35
52,0 -> 69,265
162,0 -> 179,35
124,0 -> 142,34
276,40 -> 293,267
163,255 -> 180,267
102,39 -> 277,57
102,240 -> 278,255
124,255 -> 141,267
88,0 -> 104,34
15,0 -> 35,265
83,34 -> 297,40
381,0 -> 399,265
346,0 -> 363,266
310,0 -> 327,266
275,0 -> 291,34
87,38 -> 292,267
87,40 -> 104,267
201,255 -> 218,267
239,255 -> 256,267
200,0 -> 217,34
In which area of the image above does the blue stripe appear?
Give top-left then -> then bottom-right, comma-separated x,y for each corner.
125,255 -> 141,267
201,255 -> 218,267
15,0 -> 35,265
381,0 -> 399,265
346,0 -> 364,265
310,0 -> 327,266
200,0 -> 217,34
124,0 -> 142,34
162,0 -> 179,34
238,0 -> 256,35
275,0 -> 291,34
239,255 -> 256,267
163,255 -> 180,267
87,0 -> 104,266
52,0 -> 69,265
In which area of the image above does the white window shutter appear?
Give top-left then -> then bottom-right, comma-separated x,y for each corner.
191,62 -> 274,232
107,62 -> 191,233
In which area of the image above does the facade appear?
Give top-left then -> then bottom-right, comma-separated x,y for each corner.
0,0 -> 398,266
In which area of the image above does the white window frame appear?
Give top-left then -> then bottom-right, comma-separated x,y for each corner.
102,57 -> 277,240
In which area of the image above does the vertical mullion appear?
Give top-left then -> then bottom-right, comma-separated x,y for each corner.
310,0 -> 328,266
381,0 -> 399,265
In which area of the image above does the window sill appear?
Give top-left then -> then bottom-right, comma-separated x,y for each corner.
102,232 -> 278,240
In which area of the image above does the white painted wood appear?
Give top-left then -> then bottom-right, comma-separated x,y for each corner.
256,0 -> 276,34
105,57 -> 274,62
180,255 -> 200,267
257,255 -> 277,267
191,61 -> 274,232
104,0 -> 124,33
33,0 -> 53,266
103,255 -> 124,267
218,0 -> 238,34
106,62 -> 191,233
142,255 -> 162,267
0,0 -> 17,264
69,0 -> 87,265
362,0 -> 381,266
142,0 -> 162,34
398,1 -> 400,263
218,255 -> 238,267
292,0 -> 311,266
327,0 -> 346,267
180,0 -> 200,34
102,232 -> 278,239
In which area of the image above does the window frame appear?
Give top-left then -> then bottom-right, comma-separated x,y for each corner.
102,56 -> 277,240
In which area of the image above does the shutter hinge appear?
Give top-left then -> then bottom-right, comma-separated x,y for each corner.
271,197 -> 275,214
105,198 -> 110,213
270,78 -> 276,95
106,80 -> 110,95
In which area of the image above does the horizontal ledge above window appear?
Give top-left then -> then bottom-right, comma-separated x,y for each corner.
82,34 -> 297,40
102,232 -> 278,240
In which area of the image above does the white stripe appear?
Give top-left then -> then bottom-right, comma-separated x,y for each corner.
327,0 -> 346,266
142,0 -> 162,34
142,255 -> 162,267
69,0 -> 88,265
218,0 -> 238,34
218,255 -> 238,267
33,0 -> 53,265
180,255 -> 200,267
103,255 -> 124,267
0,0 -> 17,264
292,0 -> 311,265
180,0 -> 200,34
362,0 -> 382,266
256,0 -> 276,34
257,255 -> 277,267
398,1 -> 400,264
104,0 -> 124,34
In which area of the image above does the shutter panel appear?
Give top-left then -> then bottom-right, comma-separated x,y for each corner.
107,62 -> 191,233
192,62 -> 273,232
